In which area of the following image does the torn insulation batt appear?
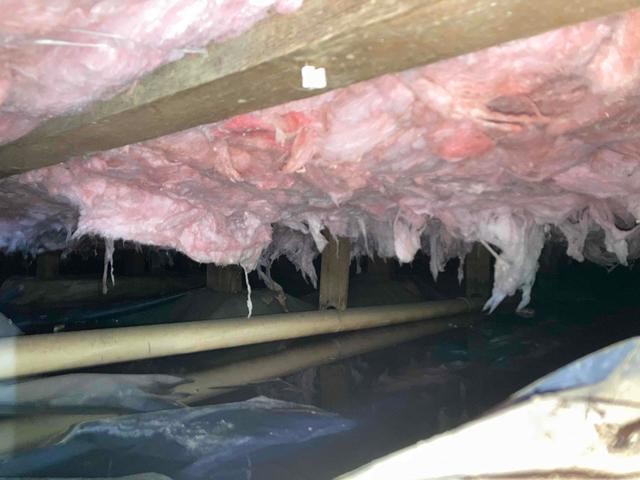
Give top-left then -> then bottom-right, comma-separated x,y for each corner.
0,0 -> 302,143
3,4 -> 640,311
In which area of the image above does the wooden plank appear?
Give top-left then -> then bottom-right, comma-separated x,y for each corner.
206,264 -> 244,294
1,0 -> 638,177
319,234 -> 351,310
4,275 -> 204,308
464,243 -> 492,299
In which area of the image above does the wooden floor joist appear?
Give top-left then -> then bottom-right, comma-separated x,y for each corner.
1,0 -> 639,177
319,234 -> 351,311
465,243 -> 492,299
206,264 -> 244,294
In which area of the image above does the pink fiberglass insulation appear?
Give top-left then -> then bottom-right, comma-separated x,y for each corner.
0,0 -> 302,144
5,9 -> 640,312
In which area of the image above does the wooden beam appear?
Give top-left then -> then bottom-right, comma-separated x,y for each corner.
4,275 -> 204,309
319,234 -> 351,310
1,0 -> 638,177
206,264 -> 244,294
464,243 -> 492,299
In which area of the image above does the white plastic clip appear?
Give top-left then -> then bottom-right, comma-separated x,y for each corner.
301,65 -> 327,90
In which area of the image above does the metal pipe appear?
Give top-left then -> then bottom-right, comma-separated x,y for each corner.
0,298 -> 483,379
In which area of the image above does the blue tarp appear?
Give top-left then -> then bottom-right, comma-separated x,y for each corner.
514,336 -> 640,398
0,397 -> 355,480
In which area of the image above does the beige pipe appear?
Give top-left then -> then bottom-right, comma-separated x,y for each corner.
179,313 -> 481,404
0,312 -> 480,455
0,298 -> 483,379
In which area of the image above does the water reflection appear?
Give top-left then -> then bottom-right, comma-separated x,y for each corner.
0,308 -> 634,479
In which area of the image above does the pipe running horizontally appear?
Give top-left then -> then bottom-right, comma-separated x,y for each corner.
0,313 -> 481,454
0,298 -> 484,379
178,312 -> 482,404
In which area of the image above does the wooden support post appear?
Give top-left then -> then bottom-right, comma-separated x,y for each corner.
464,243 -> 492,299
319,234 -> 351,311
36,251 -> 60,280
206,264 -> 244,294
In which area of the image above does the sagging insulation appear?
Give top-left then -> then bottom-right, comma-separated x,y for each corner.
2,4 -> 640,310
